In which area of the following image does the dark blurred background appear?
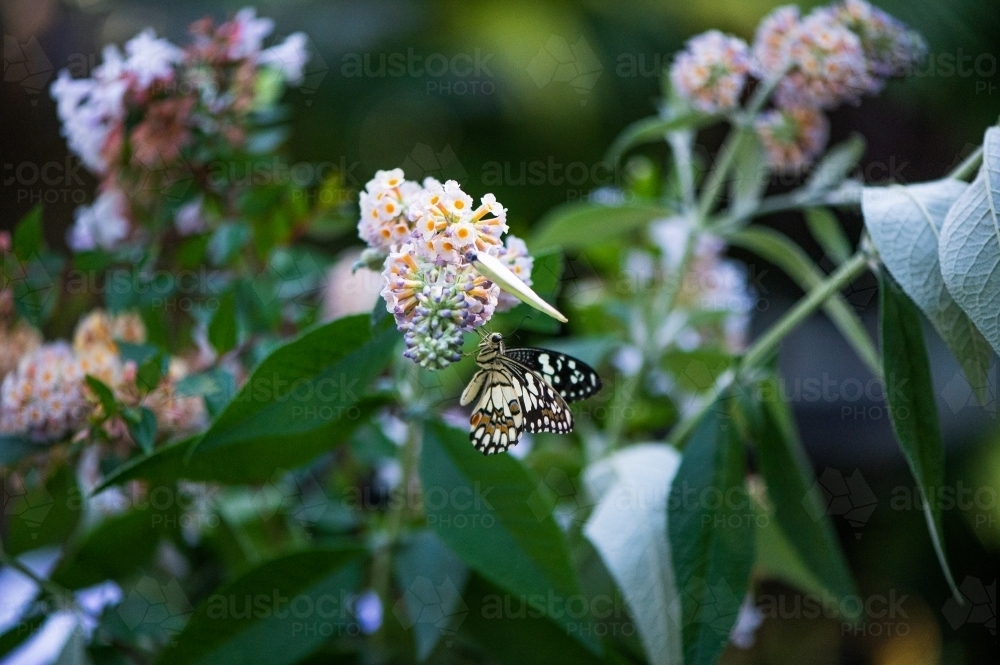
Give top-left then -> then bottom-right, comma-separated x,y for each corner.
3,1 -> 998,663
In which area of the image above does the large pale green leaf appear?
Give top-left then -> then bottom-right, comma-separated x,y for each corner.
190,314 -> 396,457
156,548 -> 363,665
531,202 -> 673,251
419,422 -> 597,651
667,409 -> 754,665
583,444 -> 683,665
879,271 -> 960,600
939,127 -> 1000,355
753,376 -> 857,603
393,530 -> 469,662
863,179 -> 992,402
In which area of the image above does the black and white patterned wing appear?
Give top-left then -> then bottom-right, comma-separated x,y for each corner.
466,360 -> 572,455
498,358 -> 573,435
466,365 -> 527,455
503,348 -> 602,402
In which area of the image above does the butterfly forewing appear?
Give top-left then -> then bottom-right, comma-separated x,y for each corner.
503,348 -> 602,402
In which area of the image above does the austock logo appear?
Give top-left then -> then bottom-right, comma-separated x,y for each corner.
252,468 -> 335,526
3,35 -> 53,102
527,35 -> 603,105
393,575 -> 469,641
117,574 -> 193,636
526,467 -> 594,526
678,576 -> 742,637
401,143 -> 468,182
1,470 -> 54,540
805,468 -> 878,538
942,576 -> 996,635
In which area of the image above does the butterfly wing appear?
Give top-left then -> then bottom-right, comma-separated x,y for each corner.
503,348 -> 602,402
498,357 -> 573,435
466,358 -> 573,455
467,364 -> 527,455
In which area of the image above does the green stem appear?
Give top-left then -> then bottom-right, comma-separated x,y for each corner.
667,250 -> 872,447
372,419 -> 421,632
696,126 -> 746,222
947,146 -> 983,181
742,251 -> 870,368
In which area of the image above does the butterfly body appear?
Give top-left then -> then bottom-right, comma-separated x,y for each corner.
460,332 -> 601,455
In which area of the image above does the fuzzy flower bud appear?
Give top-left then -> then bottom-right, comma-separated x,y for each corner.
670,30 -> 751,113
381,244 -> 498,370
830,0 -> 927,82
773,9 -> 874,109
754,106 -> 830,172
357,169 -> 423,252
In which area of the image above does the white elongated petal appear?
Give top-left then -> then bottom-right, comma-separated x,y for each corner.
467,250 -> 568,323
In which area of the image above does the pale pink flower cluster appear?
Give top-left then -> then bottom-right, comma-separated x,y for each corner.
670,2 -> 923,172
754,106 -> 830,173
51,8 -> 309,252
356,170 -> 533,369
0,343 -> 92,441
669,30 -> 751,114
0,310 -> 205,443
748,1 -> 925,170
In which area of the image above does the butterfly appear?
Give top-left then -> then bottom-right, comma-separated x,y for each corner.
459,330 -> 602,455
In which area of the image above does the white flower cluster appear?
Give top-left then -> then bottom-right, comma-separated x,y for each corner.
50,7 -> 309,252
356,169 -> 534,369
0,310 -> 205,443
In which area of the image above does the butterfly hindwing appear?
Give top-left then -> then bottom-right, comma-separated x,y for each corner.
503,348 -> 602,402
467,367 -> 526,455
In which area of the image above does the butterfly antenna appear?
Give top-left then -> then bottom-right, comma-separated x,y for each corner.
508,315 -> 533,342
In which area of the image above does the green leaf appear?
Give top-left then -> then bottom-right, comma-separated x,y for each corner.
805,207 -> 852,265
804,134 -> 865,197
156,548 -> 363,665
136,351 -> 169,394
393,530 -> 469,661
583,444 -> 683,665
667,408 -> 754,665
4,465 -> 81,556
728,131 -> 768,220
208,289 -> 239,354
863,179 -> 992,403
460,574 -> 605,665
190,314 -> 396,459
125,407 -> 158,455
605,112 -> 711,165
208,221 -> 251,266
96,397 -> 387,489
419,422 -> 597,650
12,205 -> 43,260
938,127 -> 1000,356
52,510 -> 170,589
752,376 -> 857,602
531,202 -> 673,251
85,375 -> 119,417
728,227 -> 882,378
878,270 -> 960,600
